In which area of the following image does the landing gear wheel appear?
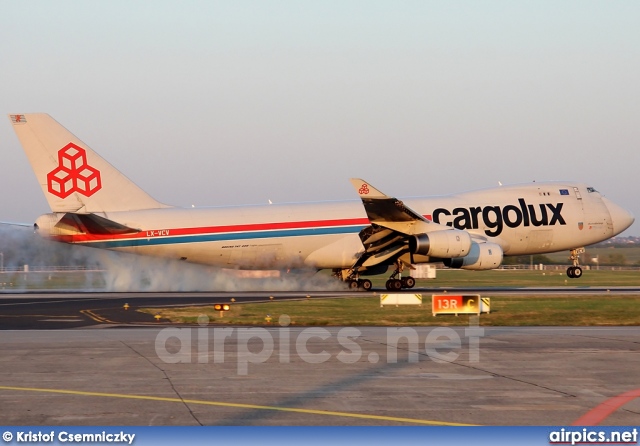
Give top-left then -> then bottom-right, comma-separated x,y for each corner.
572,266 -> 582,278
348,280 -> 360,290
566,267 -> 575,278
402,276 -> 416,289
386,279 -> 402,291
360,279 -> 373,291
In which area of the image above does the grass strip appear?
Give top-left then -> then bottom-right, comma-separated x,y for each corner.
141,294 -> 640,327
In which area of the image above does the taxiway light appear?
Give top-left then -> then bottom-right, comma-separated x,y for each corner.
214,304 -> 230,312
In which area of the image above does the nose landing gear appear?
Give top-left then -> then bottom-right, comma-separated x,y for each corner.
566,247 -> 585,279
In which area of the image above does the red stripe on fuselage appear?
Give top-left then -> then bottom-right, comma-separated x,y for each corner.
51,217 -> 373,243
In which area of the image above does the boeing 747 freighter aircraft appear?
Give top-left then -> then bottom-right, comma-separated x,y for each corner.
8,114 -> 635,290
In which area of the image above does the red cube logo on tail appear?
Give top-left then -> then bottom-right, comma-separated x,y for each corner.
47,143 -> 102,198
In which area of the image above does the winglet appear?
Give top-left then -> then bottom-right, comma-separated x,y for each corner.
349,178 -> 389,199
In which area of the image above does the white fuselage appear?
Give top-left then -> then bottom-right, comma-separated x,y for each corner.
37,182 -> 631,270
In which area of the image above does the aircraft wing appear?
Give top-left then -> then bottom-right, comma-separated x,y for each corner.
349,178 -> 472,271
350,178 -> 448,235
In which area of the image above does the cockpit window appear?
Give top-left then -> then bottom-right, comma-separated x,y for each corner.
587,187 -> 598,193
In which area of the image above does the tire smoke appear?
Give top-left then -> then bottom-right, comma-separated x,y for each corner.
0,225 -> 345,292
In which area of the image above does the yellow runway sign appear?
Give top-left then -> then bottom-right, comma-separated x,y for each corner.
432,294 -> 490,316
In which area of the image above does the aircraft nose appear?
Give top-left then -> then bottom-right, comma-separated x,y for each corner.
602,197 -> 635,235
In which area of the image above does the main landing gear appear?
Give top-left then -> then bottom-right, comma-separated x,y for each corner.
347,278 -> 373,291
335,260 -> 417,291
333,269 -> 373,291
566,247 -> 585,279
385,260 -> 416,291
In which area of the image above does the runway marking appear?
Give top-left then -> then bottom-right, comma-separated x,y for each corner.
80,309 -> 117,324
0,385 -> 472,426
573,387 -> 640,425
39,319 -> 84,322
0,314 -> 79,318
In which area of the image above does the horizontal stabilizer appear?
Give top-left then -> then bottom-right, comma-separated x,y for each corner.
55,213 -> 139,235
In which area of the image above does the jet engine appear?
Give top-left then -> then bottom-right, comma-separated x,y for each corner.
443,242 -> 503,270
409,229 -> 472,258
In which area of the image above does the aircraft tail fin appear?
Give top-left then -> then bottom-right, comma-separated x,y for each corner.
8,113 -> 168,213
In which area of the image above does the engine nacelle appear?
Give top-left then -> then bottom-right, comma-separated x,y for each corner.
443,242 -> 503,270
409,229 -> 472,259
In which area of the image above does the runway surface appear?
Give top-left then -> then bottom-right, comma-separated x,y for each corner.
0,326 -> 638,426
1,287 -> 640,329
1,289 -> 639,426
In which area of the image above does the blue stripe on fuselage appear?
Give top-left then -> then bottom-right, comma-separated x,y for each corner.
78,225 -> 366,249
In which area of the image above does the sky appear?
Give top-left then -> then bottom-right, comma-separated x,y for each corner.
1,1 -> 639,236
